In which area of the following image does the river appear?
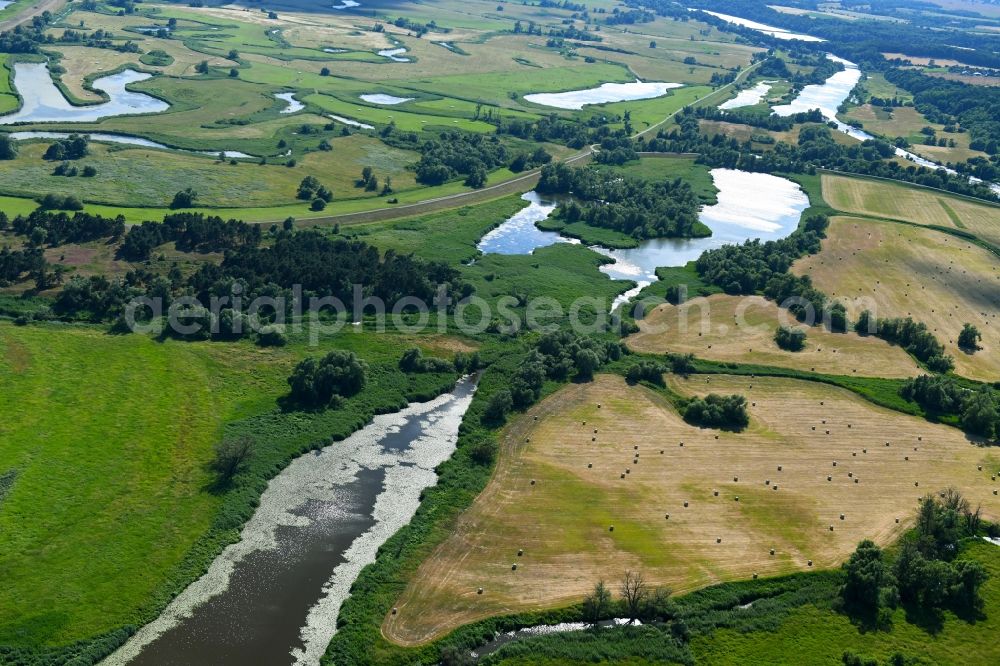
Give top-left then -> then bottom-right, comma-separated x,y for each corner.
102,378 -> 477,666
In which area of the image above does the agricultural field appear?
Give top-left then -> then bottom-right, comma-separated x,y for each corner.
628,294 -> 923,379
793,215 -> 1000,381
384,373 -> 1000,645
821,173 -> 1000,248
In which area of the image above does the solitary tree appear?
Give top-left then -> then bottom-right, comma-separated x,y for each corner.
0,134 -> 17,160
958,323 -> 982,352
211,437 -> 253,482
620,570 -> 648,624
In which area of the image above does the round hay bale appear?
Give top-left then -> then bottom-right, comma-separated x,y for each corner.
895,518 -> 900,524
807,560 -> 813,567
978,465 -> 983,471
827,476 -> 832,481
512,563 -> 517,571
478,587 -> 484,594
840,514 -> 845,520
905,456 -> 909,461
830,525 -> 834,531
734,476 -> 739,482
621,473 -> 626,479
716,537 -> 722,543
773,484 -> 778,490
531,479 -> 536,485
665,513 -> 670,520
765,479 -> 770,485
833,461 -> 837,467
392,607 -> 398,615
634,445 -> 638,450
683,501 -> 689,507
592,437 -> 596,442
848,472 -> 853,478
609,525 -> 614,531
854,478 -> 859,484
778,465 -> 783,471
714,490 -> 719,496
852,452 -> 856,457
915,481 -> 919,487
770,548 -> 775,556
753,573 -> 758,579
735,496 -> 740,502
588,463 -> 593,468
518,549 -> 523,556
660,450 -> 665,454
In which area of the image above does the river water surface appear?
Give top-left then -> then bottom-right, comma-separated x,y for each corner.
103,378 -> 477,666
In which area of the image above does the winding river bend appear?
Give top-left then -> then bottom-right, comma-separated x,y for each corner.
103,378 -> 477,666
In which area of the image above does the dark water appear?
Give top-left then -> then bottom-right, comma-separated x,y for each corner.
130,470 -> 383,666
108,379 -> 477,666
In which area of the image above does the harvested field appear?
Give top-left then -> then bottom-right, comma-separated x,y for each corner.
627,294 -> 922,378
821,173 -> 1000,248
383,374 -> 1000,646
793,216 -> 1000,381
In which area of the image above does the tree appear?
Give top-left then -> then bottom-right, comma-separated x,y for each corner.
649,40 -> 656,48
170,188 -> 198,209
841,540 -> 895,617
229,68 -> 239,78
320,67 -> 331,76
482,389 -> 513,424
195,60 -> 209,74
582,579 -> 611,627
227,48 -> 239,60
211,437 -> 253,482
958,323 -> 982,352
960,387 -> 998,439
310,198 -> 326,211
620,570 -> 647,624
0,134 -> 17,160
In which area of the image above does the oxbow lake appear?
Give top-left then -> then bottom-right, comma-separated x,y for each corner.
524,81 -> 683,110
276,92 -> 304,114
0,63 -> 169,124
102,379 -> 477,666
478,169 -> 809,310
7,131 -> 255,159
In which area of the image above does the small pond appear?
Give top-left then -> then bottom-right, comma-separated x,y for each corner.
524,81 -> 683,110
326,113 -> 374,129
378,47 -> 410,63
476,191 -> 581,255
719,81 -> 774,110
0,63 -> 169,124
332,0 -> 360,8
359,93 -> 414,105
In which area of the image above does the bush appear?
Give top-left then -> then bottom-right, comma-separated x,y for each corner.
774,326 -> 806,352
287,350 -> 368,408
399,347 -> 454,373
211,437 -> 253,481
625,360 -> 665,385
256,324 -> 287,347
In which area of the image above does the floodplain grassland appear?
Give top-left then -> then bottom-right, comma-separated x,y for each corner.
627,294 -> 923,379
0,54 -> 17,114
384,373 -> 1000,646
690,541 -> 1000,665
793,216 -> 1000,381
841,103 -> 987,163
0,137 -> 419,208
0,319 -> 469,651
821,172 -> 1000,248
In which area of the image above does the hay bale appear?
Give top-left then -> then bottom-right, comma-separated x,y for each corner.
753,573 -> 758,579
778,465 -> 783,471
852,452 -> 857,457
609,525 -> 614,531
827,476 -> 832,481
634,445 -> 638,450
915,481 -> 919,487
660,450 -> 665,454
518,549 -> 524,556
512,563 -> 517,571
717,537 -> 722,543
714,490 -> 719,496
665,513 -> 670,519
478,587 -> 484,594
734,476 -> 739,482
833,461 -> 837,466
895,518 -> 900,524
765,479 -> 770,485
683,501 -> 689,507
621,473 -> 626,479
530,479 -> 536,485
770,548 -> 775,556
855,478 -> 859,484
830,525 -> 834,531
588,463 -> 593,468
735,496 -> 740,502
840,514 -> 845,520
808,560 -> 813,567
978,465 -> 983,471
773,485 -> 778,490
392,607 -> 398,615
592,437 -> 596,442
848,472 -> 853,478
905,456 -> 909,461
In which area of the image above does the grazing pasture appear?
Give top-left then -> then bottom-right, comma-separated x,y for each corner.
793,216 -> 1000,381
820,173 -> 1000,248
383,374 -> 1000,646
628,294 -> 922,379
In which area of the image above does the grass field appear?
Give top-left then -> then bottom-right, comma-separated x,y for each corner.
627,294 -> 922,379
0,54 -> 17,115
821,172 -> 1000,248
793,216 -> 1000,381
596,155 -> 719,204
0,320 -> 470,650
383,373 -> 1000,646
0,323 -> 280,646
